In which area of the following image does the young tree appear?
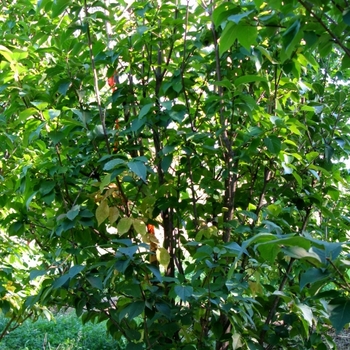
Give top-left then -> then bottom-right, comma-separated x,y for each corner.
1,0 -> 350,348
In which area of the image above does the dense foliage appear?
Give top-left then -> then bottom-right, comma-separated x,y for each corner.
2,0 -> 350,349
0,310 -> 120,350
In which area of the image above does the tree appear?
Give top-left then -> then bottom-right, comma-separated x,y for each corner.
1,0 -> 350,348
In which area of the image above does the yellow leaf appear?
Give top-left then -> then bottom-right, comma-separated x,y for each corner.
142,233 -> 159,245
117,217 -> 133,234
96,200 -> 109,226
157,247 -> 170,269
248,281 -> 263,297
133,219 -> 147,236
109,206 -> 120,224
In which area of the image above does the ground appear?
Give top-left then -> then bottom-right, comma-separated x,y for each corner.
331,329 -> 350,349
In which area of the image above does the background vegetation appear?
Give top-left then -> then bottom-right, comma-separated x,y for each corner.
1,0 -> 350,349
0,310 -> 120,349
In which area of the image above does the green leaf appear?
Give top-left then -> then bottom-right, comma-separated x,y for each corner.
117,217 -> 133,234
119,301 -> 145,321
329,298 -> 350,332
341,55 -> 350,69
125,343 -> 144,350
228,10 -> 254,24
334,91 -> 346,105
343,10 -> 350,26
236,24 -> 257,50
161,154 -> 173,173
51,0 -> 70,17
281,246 -> 322,264
19,108 -> 38,121
138,103 -> 153,119
103,158 -> 125,171
119,245 -> 138,258
128,161 -> 147,182
0,45 -> 14,62
68,265 -> 84,278
264,136 -> 281,154
30,101 -> 49,110
99,173 -> 111,191
257,243 -> 279,263
292,171 -> 303,187
296,303 -> 313,327
131,118 -> 146,132
212,2 -> 237,27
300,268 -> 330,290
66,205 -> 80,221
174,285 -> 193,302
58,81 -> 71,95
26,191 -> 37,210
281,20 -> 303,61
146,265 -> 163,282
44,109 -> 61,120
283,20 -> 300,52
219,22 -> 237,56
256,46 -> 278,64
52,275 -> 70,289
87,275 -> 103,290
234,75 -> 267,87
30,270 -> 47,280
305,151 -> 319,163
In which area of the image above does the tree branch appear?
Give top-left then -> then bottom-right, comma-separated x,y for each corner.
298,0 -> 350,58
83,0 -> 111,154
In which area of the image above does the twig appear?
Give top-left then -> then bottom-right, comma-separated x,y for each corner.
298,0 -> 350,58
83,0 -> 111,154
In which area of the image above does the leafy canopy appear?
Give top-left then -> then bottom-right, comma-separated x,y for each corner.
1,0 -> 350,349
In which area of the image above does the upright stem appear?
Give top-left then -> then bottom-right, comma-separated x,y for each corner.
83,0 -> 111,155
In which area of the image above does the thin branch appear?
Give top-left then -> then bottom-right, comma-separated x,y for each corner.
298,0 -> 350,58
327,257 -> 350,291
255,167 -> 272,218
187,154 -> 199,231
83,0 -> 111,154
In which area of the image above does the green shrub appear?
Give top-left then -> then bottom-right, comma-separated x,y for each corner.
0,311 -> 123,350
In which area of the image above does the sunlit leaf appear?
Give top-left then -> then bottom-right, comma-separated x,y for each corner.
234,75 -> 267,87
51,0 -> 70,17
219,22 -> 237,56
109,206 -> 120,224
133,219 -> 147,236
157,247 -> 170,269
117,217 -> 133,234
236,24 -> 257,50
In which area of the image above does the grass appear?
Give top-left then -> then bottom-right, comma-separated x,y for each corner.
0,310 -> 123,350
